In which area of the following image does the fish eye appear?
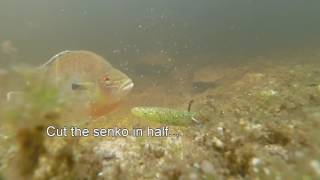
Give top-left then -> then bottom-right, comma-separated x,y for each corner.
100,75 -> 110,82
99,75 -> 113,87
101,76 -> 113,86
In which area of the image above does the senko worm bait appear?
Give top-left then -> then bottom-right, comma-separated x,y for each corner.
131,106 -> 198,126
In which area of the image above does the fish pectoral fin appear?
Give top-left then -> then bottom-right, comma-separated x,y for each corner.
6,91 -> 25,102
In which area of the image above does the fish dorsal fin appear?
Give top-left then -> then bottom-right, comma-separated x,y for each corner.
40,50 -> 72,69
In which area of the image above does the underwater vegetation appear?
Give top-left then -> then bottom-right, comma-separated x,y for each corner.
0,68 -> 100,179
1,59 -> 320,179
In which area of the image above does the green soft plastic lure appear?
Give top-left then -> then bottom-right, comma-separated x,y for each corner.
131,106 -> 198,126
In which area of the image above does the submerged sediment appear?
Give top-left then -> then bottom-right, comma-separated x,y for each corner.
1,61 -> 320,179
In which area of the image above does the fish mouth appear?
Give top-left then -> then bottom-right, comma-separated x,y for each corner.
120,79 -> 134,92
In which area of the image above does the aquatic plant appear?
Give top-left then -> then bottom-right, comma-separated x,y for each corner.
0,68 -> 94,179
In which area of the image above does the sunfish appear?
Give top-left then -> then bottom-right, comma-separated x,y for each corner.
43,50 -> 134,117
8,50 -> 134,118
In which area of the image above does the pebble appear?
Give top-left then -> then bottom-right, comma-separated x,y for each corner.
200,160 -> 215,175
310,160 -> 320,176
251,157 -> 262,166
212,137 -> 224,149
189,173 -> 199,180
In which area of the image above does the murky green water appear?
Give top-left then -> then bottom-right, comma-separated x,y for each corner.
1,1 -> 320,179
1,0 -> 320,67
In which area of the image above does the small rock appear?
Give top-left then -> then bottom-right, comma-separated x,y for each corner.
310,160 -> 320,176
212,137 -> 224,149
216,127 -> 225,136
251,157 -> 262,166
265,145 -> 288,160
200,160 -> 215,175
193,162 -> 200,169
315,84 -> 320,94
260,89 -> 278,97
189,173 -> 199,180
144,144 -> 165,158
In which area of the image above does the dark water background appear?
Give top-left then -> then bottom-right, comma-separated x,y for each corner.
1,0 -> 320,69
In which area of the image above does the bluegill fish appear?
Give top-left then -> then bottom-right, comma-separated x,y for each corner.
131,106 -> 198,126
5,50 -> 133,118
41,50 -> 134,117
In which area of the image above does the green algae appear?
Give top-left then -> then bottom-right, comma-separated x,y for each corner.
0,69 -> 95,179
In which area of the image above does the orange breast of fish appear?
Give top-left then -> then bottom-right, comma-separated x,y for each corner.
89,101 -> 121,118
